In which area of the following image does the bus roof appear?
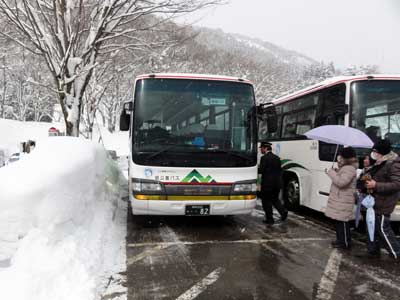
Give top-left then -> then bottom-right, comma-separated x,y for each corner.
272,74 -> 400,105
135,73 -> 253,84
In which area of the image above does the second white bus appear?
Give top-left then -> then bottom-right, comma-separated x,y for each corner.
258,74 -> 400,221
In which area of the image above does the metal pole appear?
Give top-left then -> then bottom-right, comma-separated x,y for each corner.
332,144 -> 339,168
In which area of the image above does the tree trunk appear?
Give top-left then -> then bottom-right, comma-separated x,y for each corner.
59,91 -> 80,137
1,56 -> 6,119
66,103 -> 81,137
65,120 -> 74,136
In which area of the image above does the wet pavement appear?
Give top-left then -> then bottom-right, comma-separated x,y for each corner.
125,205 -> 400,300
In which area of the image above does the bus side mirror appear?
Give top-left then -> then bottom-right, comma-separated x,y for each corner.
120,102 -> 133,131
334,103 -> 348,116
258,102 -> 278,133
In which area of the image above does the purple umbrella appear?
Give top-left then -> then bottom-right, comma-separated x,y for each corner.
304,125 -> 374,148
304,125 -> 374,164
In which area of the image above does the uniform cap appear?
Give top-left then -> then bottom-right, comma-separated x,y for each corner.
259,142 -> 272,148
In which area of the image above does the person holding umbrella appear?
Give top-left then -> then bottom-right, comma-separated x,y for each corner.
325,147 -> 358,250
304,125 -> 373,249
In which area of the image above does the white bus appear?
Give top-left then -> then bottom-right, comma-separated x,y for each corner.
120,73 -> 262,216
258,74 -> 400,221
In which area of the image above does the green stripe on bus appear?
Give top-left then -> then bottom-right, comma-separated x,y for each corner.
282,162 -> 308,171
281,159 -> 308,171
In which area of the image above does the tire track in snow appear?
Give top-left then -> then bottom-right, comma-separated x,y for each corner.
127,237 -> 330,248
127,244 -> 171,265
158,225 -> 199,276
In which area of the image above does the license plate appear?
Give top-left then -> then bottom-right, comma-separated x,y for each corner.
185,205 -> 210,216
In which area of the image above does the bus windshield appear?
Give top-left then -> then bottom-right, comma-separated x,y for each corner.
351,80 -> 400,152
132,78 -> 257,167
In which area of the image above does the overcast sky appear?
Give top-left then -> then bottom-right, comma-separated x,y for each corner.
186,0 -> 399,73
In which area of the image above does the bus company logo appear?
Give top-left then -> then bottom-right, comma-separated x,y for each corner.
182,169 -> 216,183
275,143 -> 281,156
144,168 -> 153,178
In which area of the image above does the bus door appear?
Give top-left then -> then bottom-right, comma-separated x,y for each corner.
315,84 -> 347,209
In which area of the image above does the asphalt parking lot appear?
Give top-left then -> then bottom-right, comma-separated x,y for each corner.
125,204 -> 400,300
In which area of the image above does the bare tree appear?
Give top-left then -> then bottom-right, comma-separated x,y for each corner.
0,0 -> 224,136
0,54 -> 8,119
81,52 -> 137,138
81,66 -> 109,139
100,76 -> 133,133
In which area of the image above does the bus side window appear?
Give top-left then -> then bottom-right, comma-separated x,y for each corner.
316,84 -> 346,161
284,123 -> 296,137
316,84 -> 346,126
315,114 -> 336,126
282,114 -> 297,138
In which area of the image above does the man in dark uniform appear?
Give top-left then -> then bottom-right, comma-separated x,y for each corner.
259,142 -> 288,225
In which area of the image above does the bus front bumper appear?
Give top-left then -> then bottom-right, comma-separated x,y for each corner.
130,196 -> 256,215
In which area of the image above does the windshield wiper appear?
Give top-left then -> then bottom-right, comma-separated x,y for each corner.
208,149 -> 254,162
145,143 -> 201,160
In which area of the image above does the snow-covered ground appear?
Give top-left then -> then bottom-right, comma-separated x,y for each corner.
95,129 -> 129,158
0,118 -> 65,156
0,119 -> 129,300
0,118 -> 129,158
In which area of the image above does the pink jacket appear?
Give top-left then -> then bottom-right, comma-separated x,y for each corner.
325,161 -> 357,222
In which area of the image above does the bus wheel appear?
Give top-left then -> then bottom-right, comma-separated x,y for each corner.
284,178 -> 300,210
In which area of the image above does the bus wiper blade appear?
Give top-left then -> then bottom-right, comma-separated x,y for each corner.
145,143 -> 200,160
209,150 -> 253,162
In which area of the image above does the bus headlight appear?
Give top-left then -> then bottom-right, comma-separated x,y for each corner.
141,182 -> 162,191
132,179 -> 163,193
233,183 -> 257,193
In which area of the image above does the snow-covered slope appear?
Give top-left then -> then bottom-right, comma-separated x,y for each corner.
196,28 -> 316,68
0,136 -> 127,300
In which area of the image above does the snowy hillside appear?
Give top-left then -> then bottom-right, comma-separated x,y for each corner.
0,134 -> 128,300
145,24 -> 336,102
195,28 -> 316,68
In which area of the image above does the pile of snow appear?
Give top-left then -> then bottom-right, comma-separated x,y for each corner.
95,128 -> 129,158
0,118 -> 129,159
0,118 -> 65,156
0,137 -> 127,300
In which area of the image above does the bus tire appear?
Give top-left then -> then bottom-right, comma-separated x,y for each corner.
284,177 -> 300,211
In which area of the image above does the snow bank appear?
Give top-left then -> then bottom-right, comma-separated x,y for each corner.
0,118 -> 64,156
0,117 -> 129,159
0,137 -> 127,300
95,127 -> 129,157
